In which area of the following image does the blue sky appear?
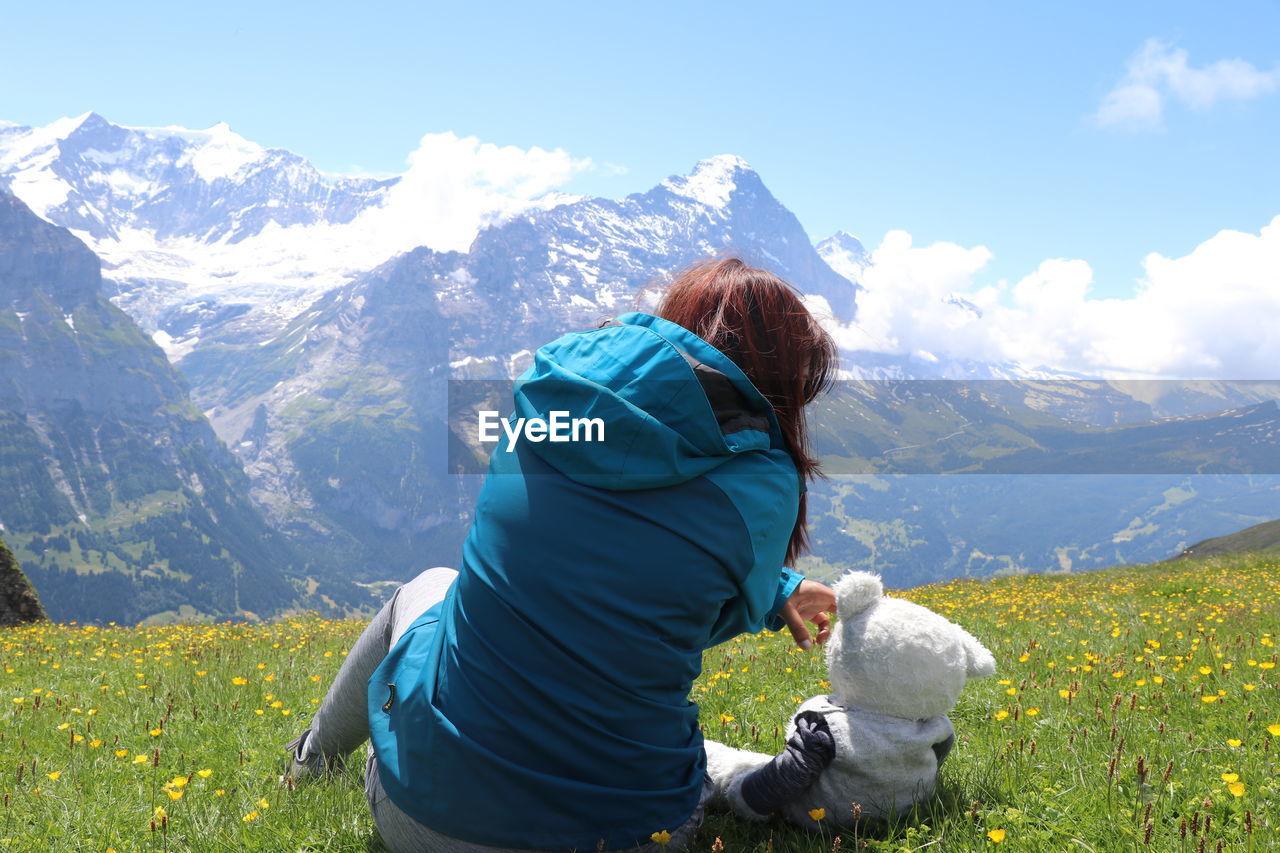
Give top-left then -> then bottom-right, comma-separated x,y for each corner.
3,0 -> 1278,298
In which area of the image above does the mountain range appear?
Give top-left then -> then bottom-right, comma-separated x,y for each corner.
2,113 -> 1278,621
0,190 -> 354,622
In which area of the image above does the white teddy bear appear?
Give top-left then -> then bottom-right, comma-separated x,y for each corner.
704,570 -> 997,828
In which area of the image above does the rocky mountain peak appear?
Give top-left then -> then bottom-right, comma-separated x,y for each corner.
0,536 -> 44,627
0,113 -> 393,245
0,191 -> 101,308
660,154 -> 755,208
816,230 -> 871,286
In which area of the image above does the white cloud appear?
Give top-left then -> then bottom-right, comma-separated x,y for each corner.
82,131 -> 596,343
1093,39 -> 1280,130
825,216 -> 1280,379
369,131 -> 594,252
827,230 -> 994,356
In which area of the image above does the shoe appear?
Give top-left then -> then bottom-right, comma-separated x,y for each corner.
281,729 -> 336,785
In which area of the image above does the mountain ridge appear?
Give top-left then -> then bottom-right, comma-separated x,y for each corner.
1173,515 -> 1280,560
4,113 -> 1280,618
0,189 -> 343,623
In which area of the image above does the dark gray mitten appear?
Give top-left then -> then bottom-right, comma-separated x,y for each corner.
738,711 -> 835,815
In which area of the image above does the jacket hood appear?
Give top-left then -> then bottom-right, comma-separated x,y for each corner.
510,312 -> 784,490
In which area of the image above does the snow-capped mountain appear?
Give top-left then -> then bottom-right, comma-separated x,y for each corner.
0,113 -> 404,348
816,230 -> 871,285
0,114 -> 589,355
168,149 -> 861,576
0,111 -> 393,243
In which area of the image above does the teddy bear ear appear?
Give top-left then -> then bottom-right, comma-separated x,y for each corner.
833,571 -> 883,616
957,625 -> 997,679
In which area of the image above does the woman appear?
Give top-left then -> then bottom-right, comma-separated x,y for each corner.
287,257 -> 840,852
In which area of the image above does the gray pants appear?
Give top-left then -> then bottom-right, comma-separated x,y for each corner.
306,566 -> 710,853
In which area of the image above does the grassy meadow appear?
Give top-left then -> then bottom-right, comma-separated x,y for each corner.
2,554 -> 1278,851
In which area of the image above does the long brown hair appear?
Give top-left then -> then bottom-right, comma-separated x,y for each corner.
651,257 -> 838,565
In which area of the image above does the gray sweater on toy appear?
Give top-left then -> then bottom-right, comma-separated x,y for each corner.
704,570 -> 994,830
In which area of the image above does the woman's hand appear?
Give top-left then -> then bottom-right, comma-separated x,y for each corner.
779,580 -> 837,650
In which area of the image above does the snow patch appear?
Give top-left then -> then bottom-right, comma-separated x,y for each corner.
507,349 -> 533,376
0,112 -> 90,170
82,147 -> 128,165
447,268 -> 478,287
151,328 -> 200,361
8,171 -> 72,215
661,154 -> 749,208
102,169 -> 157,195
818,231 -> 871,284
182,122 -> 265,182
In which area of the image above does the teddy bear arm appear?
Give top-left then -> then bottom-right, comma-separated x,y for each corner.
738,712 -> 835,815
706,711 -> 836,821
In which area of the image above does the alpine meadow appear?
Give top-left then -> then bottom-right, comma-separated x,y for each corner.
4,552 -> 1278,851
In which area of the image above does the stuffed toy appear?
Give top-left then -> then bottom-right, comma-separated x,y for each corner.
704,571 -> 997,828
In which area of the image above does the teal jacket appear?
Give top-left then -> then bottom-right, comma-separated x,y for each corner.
368,312 -> 804,850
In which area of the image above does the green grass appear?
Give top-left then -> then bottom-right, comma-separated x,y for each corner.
2,554 -> 1278,851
